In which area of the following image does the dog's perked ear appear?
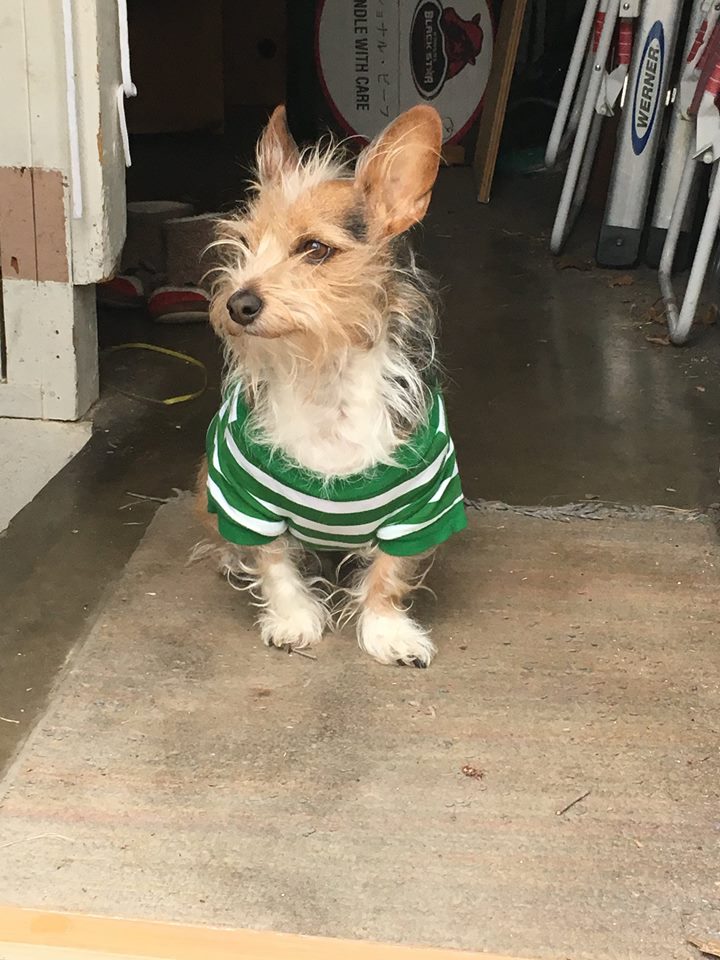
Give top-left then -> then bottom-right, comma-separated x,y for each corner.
256,105 -> 300,183
355,105 -> 442,237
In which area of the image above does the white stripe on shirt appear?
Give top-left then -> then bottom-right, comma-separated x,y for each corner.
436,395 -> 447,435
207,475 -> 287,537
429,464 -> 459,503
378,493 -> 465,541
247,491 -> 409,536
222,426 -> 453,515
289,527 -> 371,550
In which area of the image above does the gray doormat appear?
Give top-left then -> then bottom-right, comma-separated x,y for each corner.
1,498 -> 718,959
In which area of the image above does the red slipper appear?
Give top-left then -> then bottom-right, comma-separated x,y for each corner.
147,285 -> 209,324
96,274 -> 145,309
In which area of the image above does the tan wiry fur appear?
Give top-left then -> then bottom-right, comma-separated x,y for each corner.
197,104 -> 445,666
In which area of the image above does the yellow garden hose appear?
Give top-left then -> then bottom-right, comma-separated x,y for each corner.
105,342 -> 207,406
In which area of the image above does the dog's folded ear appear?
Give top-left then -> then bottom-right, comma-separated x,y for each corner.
256,105 -> 300,183
356,106 -> 442,237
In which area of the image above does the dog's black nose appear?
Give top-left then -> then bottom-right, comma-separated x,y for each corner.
227,290 -> 263,325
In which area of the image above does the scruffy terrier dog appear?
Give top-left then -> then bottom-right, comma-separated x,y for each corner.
196,104 -> 466,667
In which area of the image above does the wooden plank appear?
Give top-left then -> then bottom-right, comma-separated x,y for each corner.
0,0 -> 32,166
0,907 -> 541,960
472,0 -> 529,203
70,0 -> 128,283
0,947 -> 158,960
687,935 -> 720,958
22,0 -> 68,171
0,166 -> 69,283
0,166 -> 37,281
32,167 -> 69,283
22,0 -> 70,172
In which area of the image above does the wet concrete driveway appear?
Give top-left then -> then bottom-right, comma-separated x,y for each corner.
1,168 -> 719,770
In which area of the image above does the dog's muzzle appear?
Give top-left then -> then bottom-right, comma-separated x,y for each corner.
227,289 -> 264,325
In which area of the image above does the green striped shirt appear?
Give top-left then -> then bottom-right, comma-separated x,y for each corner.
205,382 -> 466,557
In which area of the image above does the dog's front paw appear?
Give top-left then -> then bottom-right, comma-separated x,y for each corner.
357,610 -> 436,667
259,592 -> 327,651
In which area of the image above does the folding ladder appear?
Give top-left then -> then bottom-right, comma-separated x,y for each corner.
548,0 -> 628,254
659,4 -> 720,344
596,0 -> 685,267
646,0 -> 709,266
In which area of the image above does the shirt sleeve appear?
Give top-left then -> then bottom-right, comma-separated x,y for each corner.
205,413 -> 287,547
376,445 -> 467,557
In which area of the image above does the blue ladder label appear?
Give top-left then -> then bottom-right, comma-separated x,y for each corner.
632,20 -> 665,156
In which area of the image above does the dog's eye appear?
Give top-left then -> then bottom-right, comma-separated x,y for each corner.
299,239 -> 333,264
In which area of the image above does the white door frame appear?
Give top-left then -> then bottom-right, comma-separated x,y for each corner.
0,0 -> 127,420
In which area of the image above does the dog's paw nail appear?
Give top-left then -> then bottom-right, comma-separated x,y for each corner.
397,657 -> 427,668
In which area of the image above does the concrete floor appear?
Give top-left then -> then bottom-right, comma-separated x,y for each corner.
0,419 -> 91,532
1,498 -> 718,960
1,166 -> 719,773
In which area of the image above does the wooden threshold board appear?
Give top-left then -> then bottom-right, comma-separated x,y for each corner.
0,907 -> 540,960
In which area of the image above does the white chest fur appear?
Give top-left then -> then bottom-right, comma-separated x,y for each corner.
256,346 -> 399,477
